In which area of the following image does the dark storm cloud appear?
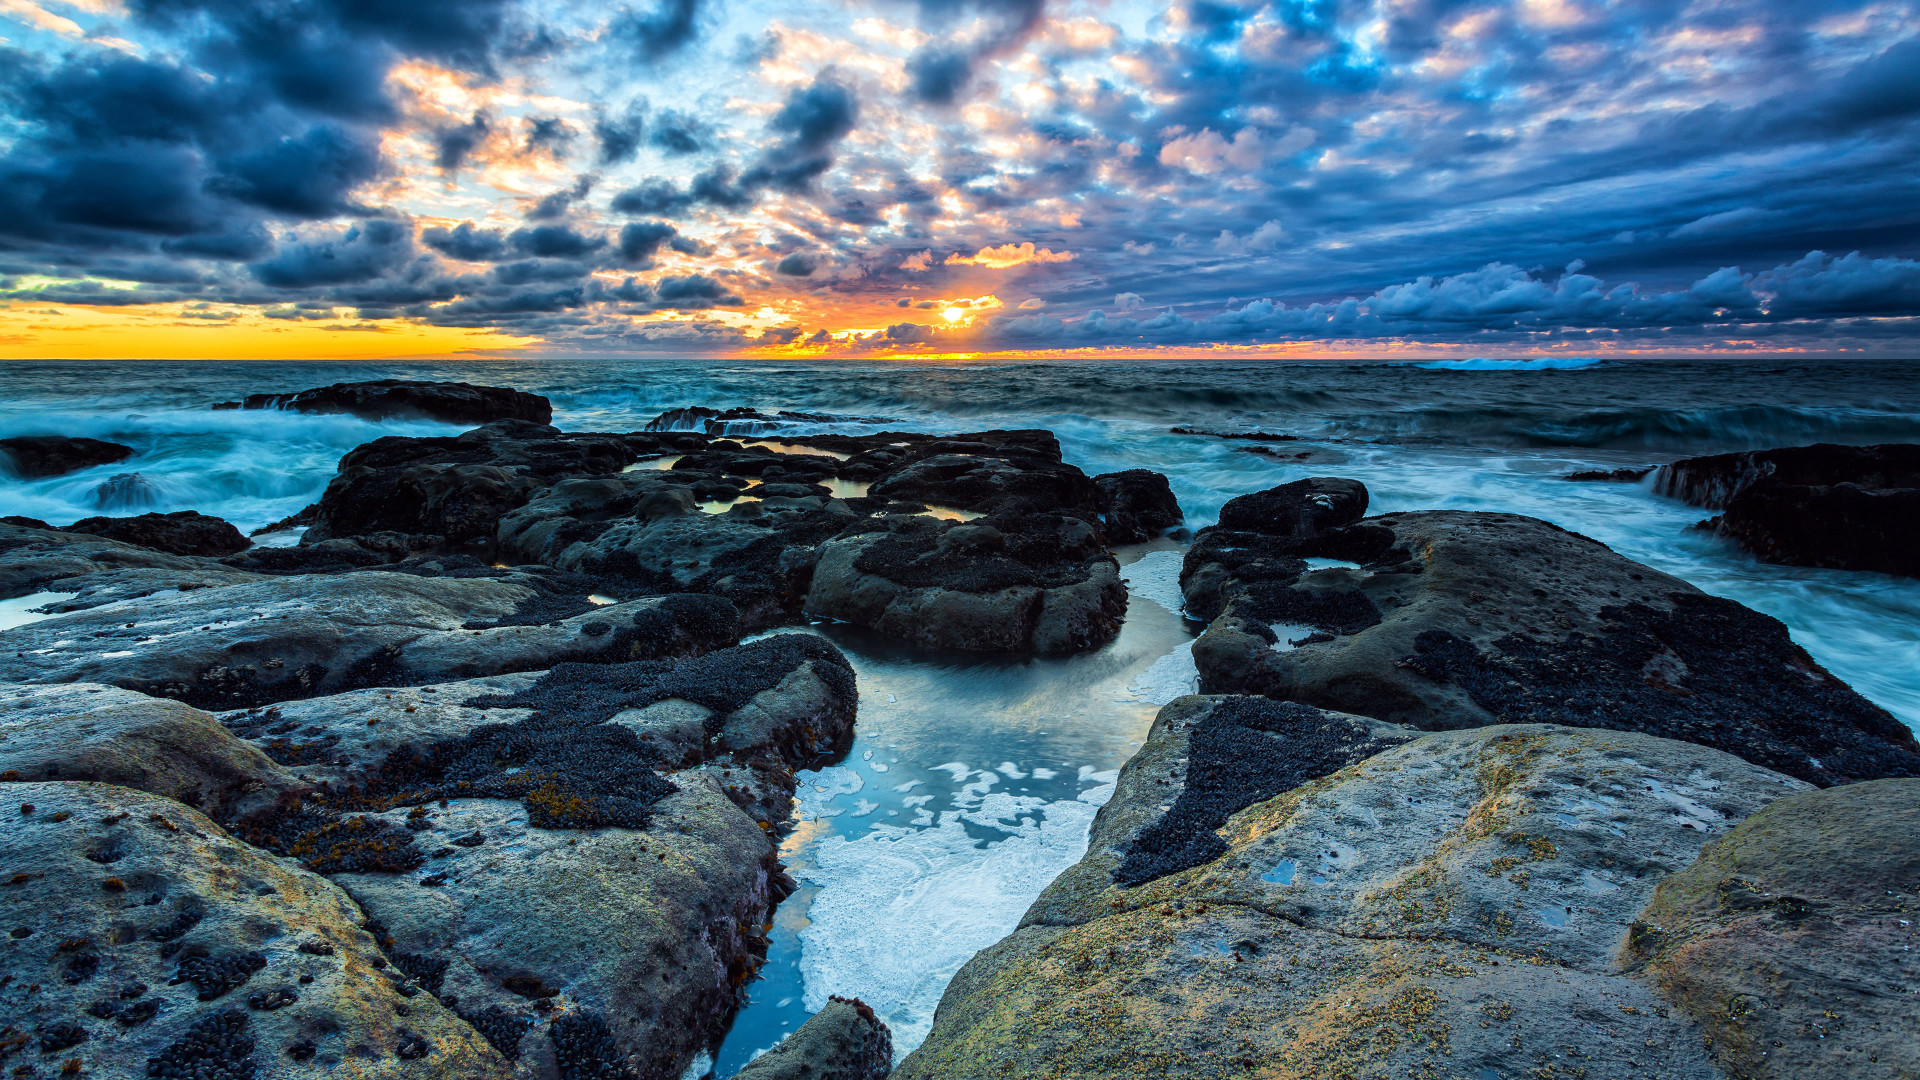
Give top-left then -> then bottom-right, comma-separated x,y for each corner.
775,252 -> 818,277
609,0 -> 707,62
617,221 -> 680,265
252,217 -> 414,288
508,224 -> 607,259
421,223 -> 508,262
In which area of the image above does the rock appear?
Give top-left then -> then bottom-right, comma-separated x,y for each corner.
213,635 -> 859,1080
1625,778 -> 1920,1079
893,712 -> 1810,1080
1215,476 -> 1368,536
226,379 -> 553,427
1169,427 -> 1303,441
1653,442 -> 1920,576
732,996 -> 893,1080
1092,470 -> 1183,544
0,781 -> 511,1079
0,436 -> 134,478
1,520 -> 239,599
867,451 -> 1098,516
0,570 -> 740,709
60,511 -> 251,558
1562,466 -> 1652,482
1238,444 -> 1348,465
0,684 -> 294,818
1180,482 -> 1920,786
805,512 -> 1127,655
643,407 -> 895,435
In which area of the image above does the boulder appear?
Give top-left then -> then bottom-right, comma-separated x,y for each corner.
732,997 -> 893,1080
893,708 -> 1810,1080
61,510 -> 251,558
0,683 -> 294,818
0,571 -> 741,709
1180,482 -> 1920,786
225,379 -> 553,427
1626,778 -> 1920,1079
0,781 -> 511,1079
216,634 -> 859,1080
805,512 -> 1127,655
1653,442 -> 1920,576
0,435 -> 134,478
1092,470 -> 1183,544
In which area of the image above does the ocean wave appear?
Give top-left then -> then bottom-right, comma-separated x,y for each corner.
1406,356 -> 1605,371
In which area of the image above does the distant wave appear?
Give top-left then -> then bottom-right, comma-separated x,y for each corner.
1405,357 -> 1605,371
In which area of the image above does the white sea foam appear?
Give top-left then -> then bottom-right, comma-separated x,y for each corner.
1120,549 -> 1188,615
794,767 -> 863,820
1124,641 -> 1199,705
796,769 -> 1117,1055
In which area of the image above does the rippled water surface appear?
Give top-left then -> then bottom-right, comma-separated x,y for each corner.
3,356 -> 1916,1072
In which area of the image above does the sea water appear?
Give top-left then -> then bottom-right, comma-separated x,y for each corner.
3,356 -> 1917,1071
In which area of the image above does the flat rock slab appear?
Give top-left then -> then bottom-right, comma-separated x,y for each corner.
0,781 -> 509,1079
896,714 -> 1810,1080
0,683 -> 294,817
1185,503 -> 1920,786
1,522 -> 238,599
227,380 -> 553,427
0,570 -> 733,709
1627,777 -> 1920,1079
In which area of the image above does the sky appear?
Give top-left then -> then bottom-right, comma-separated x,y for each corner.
0,0 -> 1917,360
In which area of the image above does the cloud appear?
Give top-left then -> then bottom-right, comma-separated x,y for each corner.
946,242 -> 1076,268
1212,219 -> 1285,254
1671,206 -> 1781,238
899,250 -> 933,271
252,217 -> 414,288
775,252 -> 817,276
610,0 -> 706,62
1159,126 -> 1313,175
421,222 -> 506,261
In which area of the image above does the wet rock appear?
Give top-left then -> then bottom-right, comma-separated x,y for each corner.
0,571 -> 739,709
224,379 -> 553,427
0,683 -> 294,818
1181,485 -> 1920,786
1626,778 -> 1920,1079
867,451 -> 1098,517
894,717 -> 1809,1080
643,406 -> 894,436
1091,470 -> 1183,544
0,436 -> 134,479
732,996 -> 892,1080
1562,466 -> 1653,482
0,781 -> 510,1079
303,420 -> 682,547
60,511 -> 251,558
1215,475 -> 1367,536
805,512 -> 1126,655
0,520 -> 241,599
1654,443 -> 1920,577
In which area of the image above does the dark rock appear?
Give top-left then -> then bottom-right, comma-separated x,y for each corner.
732,996 -> 893,1080
1092,469 -> 1182,544
1561,466 -> 1652,482
1653,443 -> 1920,576
1626,778 -> 1920,1080
644,406 -> 895,435
1168,427 -> 1300,442
62,510 -> 250,557
0,435 -> 134,478
1215,476 -> 1367,536
1181,483 -> 1920,787
1238,445 -> 1348,465
805,511 -> 1126,654
232,379 -> 552,427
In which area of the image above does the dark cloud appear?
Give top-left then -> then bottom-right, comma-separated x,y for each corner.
896,0 -> 1047,105
434,111 -> 492,173
209,125 -> 383,217
648,110 -> 712,155
655,273 -> 741,304
252,217 -> 414,287
618,220 -> 679,265
775,252 -> 818,277
525,116 -> 577,157
421,222 -> 508,261
508,223 -> 606,259
526,175 -> 596,220
593,101 -> 648,165
610,0 -> 706,62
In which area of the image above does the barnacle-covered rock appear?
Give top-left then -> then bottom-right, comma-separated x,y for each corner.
892,704 -> 1811,1080
1180,480 -> 1920,786
732,996 -> 893,1080
0,781 -> 509,1079
0,683 -> 294,819
0,571 -> 739,709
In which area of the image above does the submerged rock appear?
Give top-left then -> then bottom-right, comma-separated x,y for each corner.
0,683 -> 293,818
1625,777 -> 1920,1080
894,707 -> 1810,1080
61,510 -> 251,558
0,781 -> 510,1079
732,996 -> 893,1080
1654,442 -> 1920,577
1181,479 -> 1920,786
0,435 -> 134,478
222,379 -> 553,427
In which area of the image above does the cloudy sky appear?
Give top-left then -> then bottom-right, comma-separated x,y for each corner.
1,0 -> 1917,359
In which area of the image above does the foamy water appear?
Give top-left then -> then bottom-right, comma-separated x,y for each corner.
3,356 -> 1916,1074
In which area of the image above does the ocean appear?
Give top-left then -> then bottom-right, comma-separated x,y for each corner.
4,355 -> 1917,1072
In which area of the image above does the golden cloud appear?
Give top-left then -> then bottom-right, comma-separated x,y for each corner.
945,243 -> 1077,269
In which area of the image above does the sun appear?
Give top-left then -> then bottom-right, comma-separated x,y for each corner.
942,307 -> 965,323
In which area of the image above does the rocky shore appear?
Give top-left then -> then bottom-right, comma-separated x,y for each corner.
3,380 -> 1914,1080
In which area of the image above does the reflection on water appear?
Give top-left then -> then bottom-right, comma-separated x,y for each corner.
0,591 -> 75,632
709,545 -> 1195,1074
